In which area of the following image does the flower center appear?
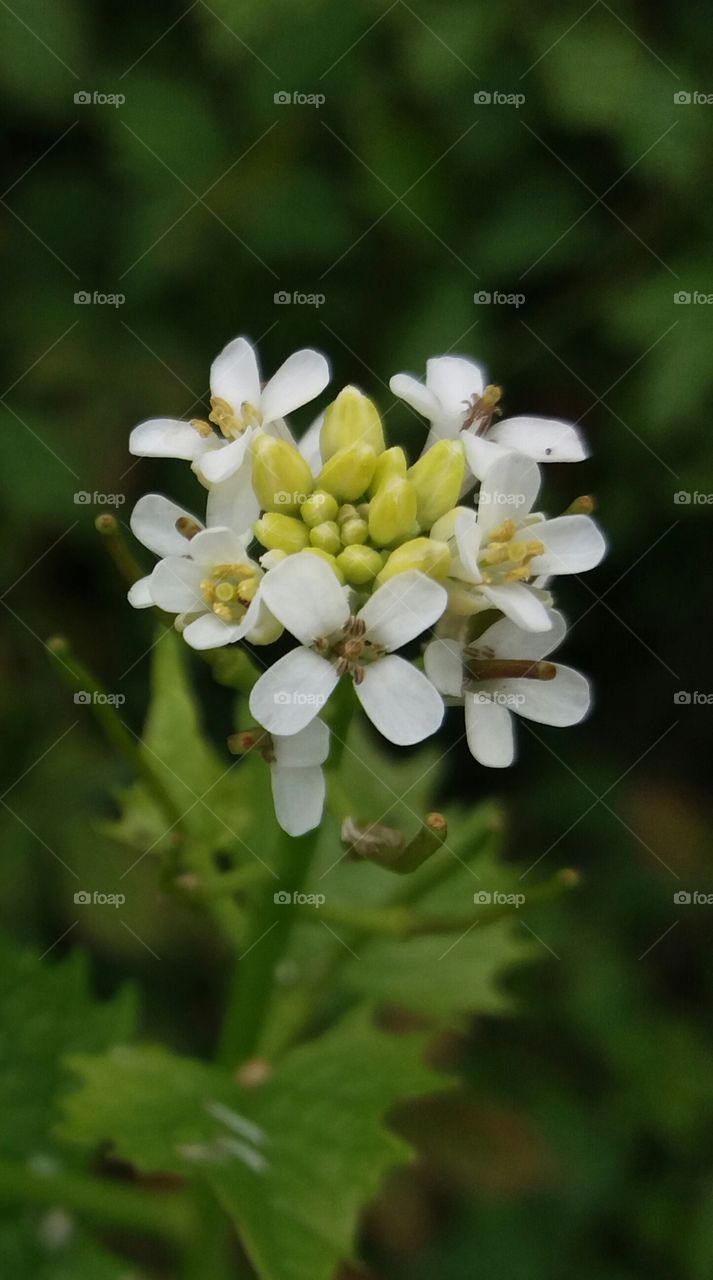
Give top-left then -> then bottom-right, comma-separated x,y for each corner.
206,397 -> 264,440
477,519 -> 544,585
200,562 -> 259,623
461,384 -> 503,434
313,616 -> 385,684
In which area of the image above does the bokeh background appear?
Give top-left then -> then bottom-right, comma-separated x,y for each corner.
2,1 -> 713,1276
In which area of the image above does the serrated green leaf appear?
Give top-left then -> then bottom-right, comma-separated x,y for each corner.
60,1014 -> 447,1280
0,933 -> 137,1161
343,920 -> 534,1018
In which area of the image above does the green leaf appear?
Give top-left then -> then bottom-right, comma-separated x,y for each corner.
61,1013 -> 447,1280
105,628 -> 254,859
343,920 -> 534,1018
0,934 -> 140,1277
0,933 -> 137,1161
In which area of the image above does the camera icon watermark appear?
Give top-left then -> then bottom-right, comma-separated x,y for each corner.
473,90 -> 525,109
673,290 -> 713,306
74,889 -> 126,907
673,690 -> 712,706
474,488 -> 527,510
273,90 -> 325,108
74,90 -> 125,108
273,890 -> 326,907
273,290 -> 325,308
673,889 -> 713,904
273,691 -> 326,707
673,490 -> 713,505
74,491 -> 125,506
472,690 -> 526,708
673,90 -> 713,105
274,490 -> 311,506
473,289 -> 526,308
74,290 -> 125,308
73,690 -> 126,707
473,889 -> 526,907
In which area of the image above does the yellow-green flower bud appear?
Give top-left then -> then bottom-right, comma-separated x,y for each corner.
254,512 -> 310,554
430,506 -> 472,542
340,516 -> 369,545
309,521 -> 342,555
300,489 -> 338,528
375,536 -> 451,586
368,446 -> 407,496
336,503 -> 359,526
302,547 -> 345,582
251,435 -> 313,514
407,440 -> 465,530
316,443 -> 377,503
320,386 -> 385,461
336,545 -> 383,586
368,476 -> 418,547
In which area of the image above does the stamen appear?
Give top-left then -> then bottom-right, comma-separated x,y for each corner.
175,516 -> 202,540
465,656 -> 557,682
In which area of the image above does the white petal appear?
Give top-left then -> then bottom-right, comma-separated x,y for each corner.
488,416 -> 588,463
479,582 -> 553,632
465,692 -> 515,767
129,418 -> 210,461
389,372 -> 441,421
187,526 -> 250,567
477,610 -> 567,660
197,433 -> 252,485
297,412 -> 324,473
426,355 -> 485,416
461,432 -> 510,481
210,336 -> 261,410
206,465 -> 260,535
243,596 -> 283,646
259,349 -> 330,425
272,717 -> 330,767
476,451 -> 541,534
424,638 -> 464,697
504,664 -> 591,726
182,611 -> 246,650
358,571 -> 447,651
260,553 -> 349,646
150,557 -> 205,612
529,515 -> 606,576
354,656 -> 444,745
249,648 -> 339,734
271,765 -> 325,837
130,493 -> 202,558
453,509 -> 482,582
127,576 -> 154,609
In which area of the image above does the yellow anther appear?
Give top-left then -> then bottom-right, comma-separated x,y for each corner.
526,539 -> 545,558
505,541 -> 527,562
480,544 -> 510,566
237,577 -> 258,604
486,520 -> 516,544
213,603 -> 233,621
190,418 -> 214,438
504,566 -> 530,582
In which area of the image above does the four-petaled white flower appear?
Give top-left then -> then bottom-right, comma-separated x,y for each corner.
249,554 -> 447,746
147,526 -> 281,650
268,719 -> 330,837
424,610 -> 590,767
130,336 -> 330,486
438,451 -> 605,632
390,354 -> 587,477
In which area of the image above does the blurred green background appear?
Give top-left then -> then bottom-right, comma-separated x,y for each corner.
1,0 -> 712,1276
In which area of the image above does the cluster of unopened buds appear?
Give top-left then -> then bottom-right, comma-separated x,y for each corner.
128,336 -> 605,836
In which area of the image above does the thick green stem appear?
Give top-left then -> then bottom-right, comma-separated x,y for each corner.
0,1159 -> 194,1245
216,826 -> 320,1068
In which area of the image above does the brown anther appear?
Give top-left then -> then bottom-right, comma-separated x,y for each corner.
344,615 -> 366,637
465,656 -> 557,682
175,516 -> 202,540
190,418 -> 214,438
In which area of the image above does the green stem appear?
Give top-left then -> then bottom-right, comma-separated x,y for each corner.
216,826 -> 321,1068
0,1159 -> 194,1245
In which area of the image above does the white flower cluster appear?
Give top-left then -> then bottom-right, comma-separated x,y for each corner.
128,336 -> 605,836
